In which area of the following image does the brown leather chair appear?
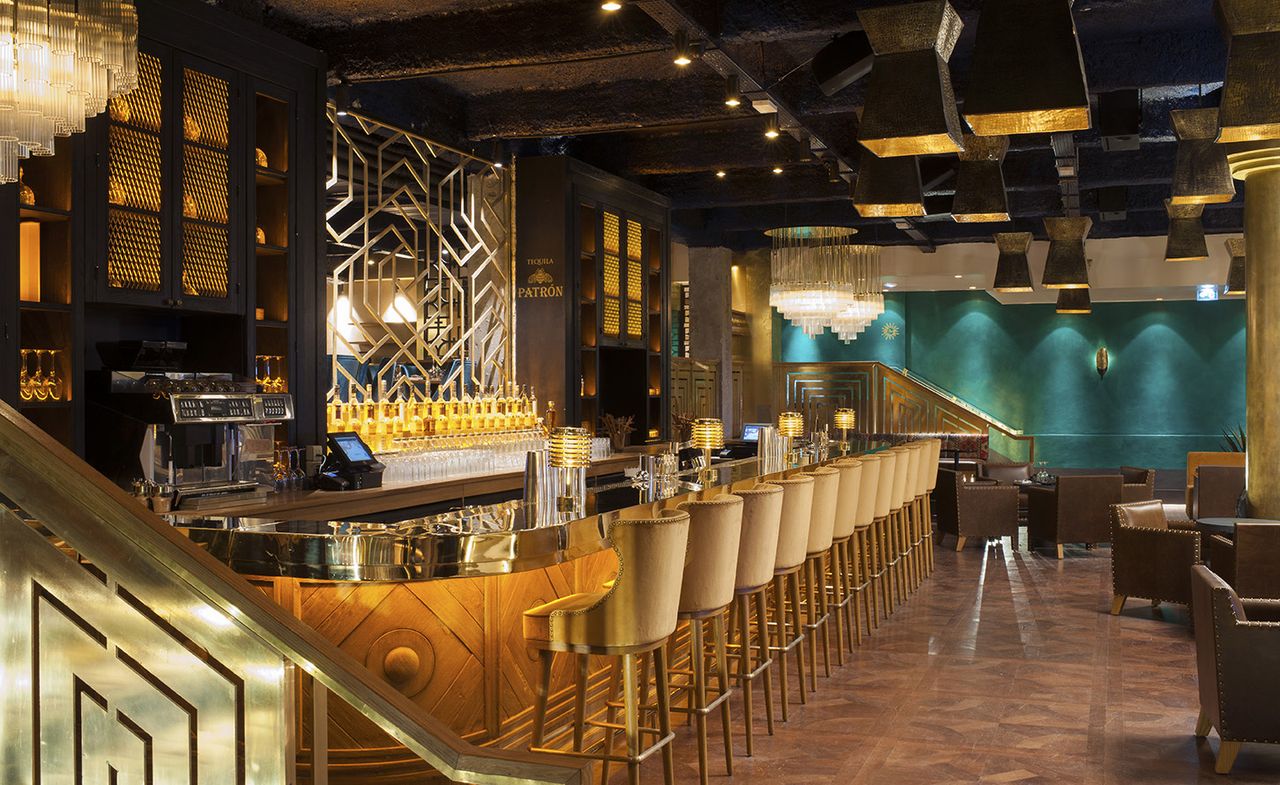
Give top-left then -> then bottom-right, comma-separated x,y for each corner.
1192,465 -> 1246,520
1027,475 -> 1123,559
1185,451 -> 1246,518
1109,500 -> 1201,616
980,462 -> 1031,484
934,468 -> 1019,551
1120,466 -> 1156,504
1191,565 -> 1280,774
1206,522 -> 1280,598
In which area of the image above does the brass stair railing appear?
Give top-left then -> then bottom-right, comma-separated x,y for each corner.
0,400 -> 591,785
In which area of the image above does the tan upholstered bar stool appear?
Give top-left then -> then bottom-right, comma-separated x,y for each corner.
887,445 -> 914,607
665,494 -> 744,785
728,484 -> 783,756
901,442 -> 926,593
830,458 -> 863,653
523,509 -> 691,785
910,440 -> 938,579
871,449 -> 900,618
768,473 -> 814,719
799,466 -> 840,690
851,454 -> 882,635
923,438 -> 942,570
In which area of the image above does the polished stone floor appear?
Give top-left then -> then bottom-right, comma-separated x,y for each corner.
640,536 -> 1280,784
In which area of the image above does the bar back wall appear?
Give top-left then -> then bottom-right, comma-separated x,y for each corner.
776,291 -> 1245,470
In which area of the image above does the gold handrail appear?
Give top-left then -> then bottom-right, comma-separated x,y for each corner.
0,400 -> 590,785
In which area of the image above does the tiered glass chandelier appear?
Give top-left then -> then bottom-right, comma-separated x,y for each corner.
767,226 -> 884,343
0,0 -> 138,182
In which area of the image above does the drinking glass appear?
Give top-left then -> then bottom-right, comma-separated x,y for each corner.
18,349 -> 31,401
47,349 -> 63,401
32,350 -> 49,402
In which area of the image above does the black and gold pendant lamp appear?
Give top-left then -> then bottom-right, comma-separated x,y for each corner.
963,0 -> 1091,136
992,232 -> 1034,292
853,149 -> 926,217
1041,216 -> 1091,289
1215,0 -> 1280,143
1056,288 -> 1092,314
1165,201 -> 1209,262
953,135 -> 1011,223
856,0 -> 965,157
1225,237 -> 1247,296
1171,109 -> 1236,204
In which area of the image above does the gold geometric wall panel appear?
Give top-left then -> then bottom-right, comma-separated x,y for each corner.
671,358 -> 720,420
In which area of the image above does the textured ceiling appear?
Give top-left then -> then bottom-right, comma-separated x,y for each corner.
223,0 -> 1237,252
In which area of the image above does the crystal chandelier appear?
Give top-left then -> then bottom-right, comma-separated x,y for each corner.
767,226 -> 884,343
0,0 -> 138,182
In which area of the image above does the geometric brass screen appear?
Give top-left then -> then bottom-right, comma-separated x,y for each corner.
326,106 -> 514,401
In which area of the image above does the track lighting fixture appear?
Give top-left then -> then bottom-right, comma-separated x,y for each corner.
716,170 -> 727,178
764,113 -> 781,140
335,79 -> 352,117
673,30 -> 695,66
773,166 -> 784,174
601,1 -> 622,11
724,75 -> 742,108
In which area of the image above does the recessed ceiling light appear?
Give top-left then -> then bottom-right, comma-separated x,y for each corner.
884,282 -> 898,289
953,274 -> 963,279
601,1 -> 622,10
772,166 -> 784,174
724,75 -> 741,108
968,285 -> 977,290
764,113 -> 781,139
715,170 -> 726,178
1156,297 -> 1164,301
673,31 -> 694,66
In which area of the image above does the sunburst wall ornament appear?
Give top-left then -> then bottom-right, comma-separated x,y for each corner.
882,322 -> 900,341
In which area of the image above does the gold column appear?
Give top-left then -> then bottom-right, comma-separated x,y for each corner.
1227,142 -> 1280,516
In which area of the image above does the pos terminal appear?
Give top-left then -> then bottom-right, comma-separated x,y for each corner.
317,432 -> 386,491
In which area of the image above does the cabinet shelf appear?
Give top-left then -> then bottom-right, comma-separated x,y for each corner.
255,167 -> 288,186
255,319 -> 288,329
19,301 -> 72,314
256,243 -> 288,256
183,137 -> 229,155
17,399 -> 73,410
110,119 -> 162,139
20,205 -> 71,223
109,202 -> 162,220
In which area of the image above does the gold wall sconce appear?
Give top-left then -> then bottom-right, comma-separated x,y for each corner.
1096,347 -> 1109,378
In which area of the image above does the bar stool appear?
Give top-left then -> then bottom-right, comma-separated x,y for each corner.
727,484 -> 783,756
900,442 -> 924,594
830,457 -> 863,652
871,450 -> 899,618
851,454 -> 882,635
908,441 -> 933,586
523,509 -> 690,785
922,438 -> 942,570
887,445 -> 913,608
768,473 -> 814,719
799,466 -> 840,691
665,494 -> 743,785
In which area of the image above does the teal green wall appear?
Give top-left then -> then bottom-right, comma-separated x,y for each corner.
776,291 -> 1245,469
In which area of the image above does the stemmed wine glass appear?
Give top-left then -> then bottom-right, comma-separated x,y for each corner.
18,349 -> 31,401
47,349 -> 63,401
31,350 -> 49,402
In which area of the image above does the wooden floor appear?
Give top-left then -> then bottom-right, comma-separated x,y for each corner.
630,536 -> 1280,785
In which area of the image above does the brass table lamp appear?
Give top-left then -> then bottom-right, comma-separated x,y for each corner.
690,417 -> 725,487
549,426 -> 592,516
778,411 -> 805,468
834,408 -> 857,455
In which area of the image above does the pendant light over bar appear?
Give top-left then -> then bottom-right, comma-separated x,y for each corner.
1165,200 -> 1209,261
962,0 -> 1090,136
766,227 -> 884,342
1225,237 -> 1246,296
1056,288 -> 1091,314
953,135 -> 1011,223
853,149 -> 926,217
1171,109 -> 1236,204
855,0 -> 965,157
1041,216 -> 1091,289
1215,0 -> 1280,143
991,232 -> 1034,292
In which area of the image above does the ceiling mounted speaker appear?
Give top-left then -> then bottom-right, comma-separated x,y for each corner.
1098,90 -> 1142,152
1042,216 -> 1091,289
1165,201 -> 1209,261
812,30 -> 875,97
963,0 -> 1091,136
856,0 -> 965,157
953,135 -> 1011,223
1171,108 -> 1237,204
1216,0 -> 1280,143
1056,288 -> 1091,314
992,232 -> 1034,292
853,149 -> 926,217
1225,237 -> 1247,295
1097,186 -> 1128,222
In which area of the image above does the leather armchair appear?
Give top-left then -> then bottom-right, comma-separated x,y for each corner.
934,469 -> 1020,551
1191,464 -> 1245,520
980,462 -> 1031,484
1119,466 -> 1155,504
1184,451 -> 1246,518
1027,475 -> 1123,559
1191,565 -> 1280,774
1205,522 -> 1280,599
1109,500 -> 1201,615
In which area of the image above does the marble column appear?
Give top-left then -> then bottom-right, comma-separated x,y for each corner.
688,247 -> 735,435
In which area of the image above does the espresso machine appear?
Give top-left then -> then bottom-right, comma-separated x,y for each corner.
87,341 -> 294,510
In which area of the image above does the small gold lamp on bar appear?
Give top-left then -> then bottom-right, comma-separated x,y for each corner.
778,410 -> 805,468
1041,216 -> 1091,289
963,0 -> 1091,136
953,135 -> 1011,223
1056,288 -> 1092,314
690,417 -> 725,488
833,408 -> 857,456
1215,0 -> 1280,144
853,149 -> 926,218
548,426 -> 592,517
1225,237 -> 1247,296
992,232 -> 1034,292
1171,109 -> 1236,204
1165,200 -> 1209,262
856,0 -> 965,158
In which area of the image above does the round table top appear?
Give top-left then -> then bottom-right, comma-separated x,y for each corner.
1196,517 -> 1280,535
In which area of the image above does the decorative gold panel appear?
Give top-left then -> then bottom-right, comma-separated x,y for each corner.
108,124 -> 161,213
182,67 -> 229,150
671,358 -> 720,419
107,211 -> 162,292
327,107 -> 514,398
110,51 -> 162,133
626,220 -> 643,338
183,143 -> 230,224
182,221 -> 230,298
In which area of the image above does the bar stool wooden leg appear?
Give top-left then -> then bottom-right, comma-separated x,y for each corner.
622,652 -> 642,785
818,553 -> 833,677
788,571 -> 808,704
532,649 -> 554,747
831,542 -> 850,661
690,620 -> 710,785
755,588 -> 775,735
771,575 -> 791,722
601,659 -> 621,785
574,653 -> 588,752
735,594 -> 756,756
712,613 -> 734,776
653,646 -> 676,785
924,493 -> 936,575
804,558 -> 820,691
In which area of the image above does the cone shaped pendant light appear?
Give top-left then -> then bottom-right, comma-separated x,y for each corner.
1165,201 -> 1209,261
1225,237 -> 1247,296
963,0 -> 1091,136
1042,217 -> 1091,289
1216,0 -> 1280,143
954,135 -> 1011,223
1056,288 -> 1091,314
856,0 -> 965,157
1171,109 -> 1236,204
992,232 -> 1034,292
853,148 -> 926,217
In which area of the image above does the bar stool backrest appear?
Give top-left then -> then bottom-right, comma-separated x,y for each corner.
873,450 -> 898,519
804,467 -> 841,557
773,475 -> 815,572
909,441 -> 928,497
925,438 -> 942,491
890,446 -> 911,511
552,509 -> 691,650
733,484 -> 784,592
676,495 -> 745,615
832,458 -> 863,539
853,455 -> 881,529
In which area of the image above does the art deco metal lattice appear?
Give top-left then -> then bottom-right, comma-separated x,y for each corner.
326,107 -> 514,400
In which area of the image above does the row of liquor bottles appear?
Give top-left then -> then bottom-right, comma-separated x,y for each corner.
326,393 -> 544,452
